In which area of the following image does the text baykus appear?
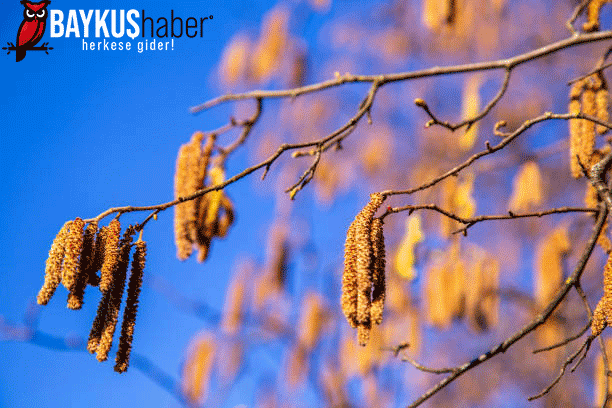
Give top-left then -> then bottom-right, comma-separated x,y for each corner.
49,9 -> 213,39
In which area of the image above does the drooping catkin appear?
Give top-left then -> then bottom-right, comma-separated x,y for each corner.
221,265 -> 247,336
570,80 -> 585,179
582,78 -> 598,168
99,219 -> 122,293
508,161 -> 543,212
370,218 -> 386,325
182,333 -> 216,405
68,221 -> 98,310
534,227 -> 570,307
341,193 -> 385,346
37,221 -> 72,305
96,228 -> 134,362
583,0 -> 612,32
61,218 -> 85,292
342,221 -> 359,328
596,75 -> 610,135
89,226 -> 108,286
115,240 -> 146,373
174,132 -> 206,260
594,338 -> 612,407
298,292 -> 324,350
592,254 -> 612,336
88,290 -> 112,353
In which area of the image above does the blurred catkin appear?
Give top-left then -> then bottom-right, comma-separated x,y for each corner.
37,221 -> 72,305
221,265 -> 247,336
61,217 -> 85,292
99,219 -> 122,293
298,292 -> 325,350
583,0 -> 612,32
508,161 -> 543,212
570,80 -> 585,178
114,240 -> 146,373
535,227 -> 570,307
182,333 -> 216,405
174,131 -> 206,260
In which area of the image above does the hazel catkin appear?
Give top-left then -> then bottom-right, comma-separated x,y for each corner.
68,221 -> 98,310
341,193 -> 386,346
96,228 -> 134,362
569,80 -> 585,179
591,253 -> 612,336
115,240 -> 146,373
61,218 -> 85,293
99,219 -> 122,293
37,221 -> 72,305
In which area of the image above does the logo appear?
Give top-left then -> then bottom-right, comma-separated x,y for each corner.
3,0 -> 53,62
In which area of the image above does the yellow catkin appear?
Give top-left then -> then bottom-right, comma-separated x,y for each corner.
394,215 -> 423,281
174,132 -> 205,260
204,166 -> 225,227
99,219 -> 122,293
583,0 -> 610,32
535,227 -> 570,307
466,253 -> 500,332
115,240 -> 146,373
422,0 -> 451,30
460,75 -> 481,151
298,292 -> 324,350
286,344 -> 308,388
355,194 -> 384,345
250,7 -> 289,81
425,262 -> 452,329
342,221 -> 359,328
342,193 -> 385,345
592,254 -> 612,336
216,195 -> 235,238
61,218 -> 85,292
96,229 -> 134,362
582,79 -> 598,168
440,173 -> 476,237
594,338 -> 612,407
68,221 -> 98,310
596,78 -> 609,135
570,80 -> 585,178
220,266 -> 247,336
370,218 -> 386,325
219,35 -> 251,85
508,161 -> 543,212
182,333 -> 216,405
88,297 -> 111,354
37,221 -> 72,305
89,226 -> 108,286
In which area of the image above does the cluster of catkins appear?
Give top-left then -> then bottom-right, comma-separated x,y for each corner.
342,193 -> 386,346
174,131 -> 235,262
37,218 -> 146,373
569,72 -> 609,179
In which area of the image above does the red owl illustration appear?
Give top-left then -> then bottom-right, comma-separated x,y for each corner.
16,0 -> 51,62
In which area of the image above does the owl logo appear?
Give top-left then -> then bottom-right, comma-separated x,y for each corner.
3,0 -> 53,62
